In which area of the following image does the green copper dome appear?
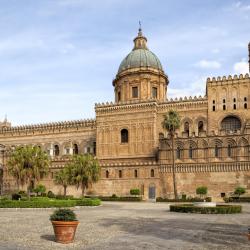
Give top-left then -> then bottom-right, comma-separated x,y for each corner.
118,49 -> 163,74
117,28 -> 164,74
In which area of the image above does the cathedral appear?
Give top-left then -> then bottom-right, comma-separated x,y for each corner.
0,28 -> 250,200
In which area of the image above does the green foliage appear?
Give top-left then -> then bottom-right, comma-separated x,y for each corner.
196,186 -> 208,197
47,191 -> 55,198
224,196 -> 250,203
33,184 -> 46,195
99,196 -> 142,202
156,197 -> 212,202
7,145 -> 50,197
54,165 -> 73,196
130,189 -> 140,196
234,186 -> 246,196
68,154 -> 100,196
111,194 -> 117,198
55,195 -> 74,200
169,204 -> 242,214
12,193 -> 21,200
0,198 -> 101,208
75,198 -> 101,206
162,110 -> 181,133
50,209 -> 77,221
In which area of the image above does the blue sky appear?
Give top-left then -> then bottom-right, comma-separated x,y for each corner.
0,0 -> 249,125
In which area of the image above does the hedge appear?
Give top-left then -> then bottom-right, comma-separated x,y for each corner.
169,204 -> 242,214
157,197 -> 212,202
0,198 -> 101,208
99,196 -> 142,202
224,197 -> 250,203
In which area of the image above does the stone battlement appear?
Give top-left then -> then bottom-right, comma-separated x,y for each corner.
206,73 -> 250,86
0,118 -> 96,133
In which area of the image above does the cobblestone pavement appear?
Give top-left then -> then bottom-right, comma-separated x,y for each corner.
0,202 -> 249,250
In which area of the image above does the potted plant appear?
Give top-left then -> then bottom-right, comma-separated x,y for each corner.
247,227 -> 250,240
50,209 -> 79,244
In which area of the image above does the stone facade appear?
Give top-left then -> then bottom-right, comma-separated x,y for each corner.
0,29 -> 250,200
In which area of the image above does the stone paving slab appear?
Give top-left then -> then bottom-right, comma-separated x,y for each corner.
0,202 -> 249,250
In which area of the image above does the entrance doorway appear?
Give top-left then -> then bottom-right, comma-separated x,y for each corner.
148,185 -> 156,199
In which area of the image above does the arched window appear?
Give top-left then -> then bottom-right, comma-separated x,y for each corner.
106,170 -> 109,178
221,116 -> 241,132
223,105 -> 226,110
121,129 -> 128,143
54,145 -> 59,156
119,170 -> 122,178
227,145 -> 232,157
215,145 -> 219,158
198,121 -> 204,133
150,169 -> 155,177
244,103 -> 247,109
233,104 -> 236,110
189,146 -> 193,159
73,144 -> 78,155
176,147 -> 181,159
134,169 -> 138,178
184,122 -> 189,136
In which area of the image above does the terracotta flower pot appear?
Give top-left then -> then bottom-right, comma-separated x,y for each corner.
51,220 -> 79,244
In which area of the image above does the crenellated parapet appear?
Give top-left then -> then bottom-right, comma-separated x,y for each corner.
0,118 -> 96,134
206,73 -> 250,86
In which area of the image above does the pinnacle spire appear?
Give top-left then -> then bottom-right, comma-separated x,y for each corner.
133,22 -> 148,50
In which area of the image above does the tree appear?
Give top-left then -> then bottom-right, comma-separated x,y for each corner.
54,165 -> 73,197
234,186 -> 246,197
162,110 -> 181,199
33,184 -> 46,196
196,186 -> 208,198
69,154 -> 100,196
7,145 -> 50,199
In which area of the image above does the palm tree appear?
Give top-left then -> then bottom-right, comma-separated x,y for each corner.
7,145 -> 50,199
69,154 -> 100,196
162,110 -> 181,199
54,165 -> 73,197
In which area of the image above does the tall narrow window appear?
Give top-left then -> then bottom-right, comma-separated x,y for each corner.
233,104 -> 236,110
213,106 -> 216,111
198,121 -> 204,133
189,146 -> 193,159
93,142 -> 96,155
134,169 -> 138,178
227,145 -> 232,157
54,145 -> 59,156
212,100 -> 216,111
176,147 -> 181,159
121,129 -> 128,143
215,145 -> 219,158
244,103 -> 247,109
233,98 -> 236,102
223,105 -> 226,110
132,87 -> 138,98
119,170 -> 122,178
152,87 -> 158,98
106,170 -> 109,178
184,122 -> 189,136
73,144 -> 78,155
244,97 -> 247,102
118,91 -> 121,102
223,99 -> 226,103
150,169 -> 155,177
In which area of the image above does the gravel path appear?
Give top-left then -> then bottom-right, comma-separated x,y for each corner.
0,202 -> 249,250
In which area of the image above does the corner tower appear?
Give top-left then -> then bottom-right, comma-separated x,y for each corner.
113,28 -> 168,102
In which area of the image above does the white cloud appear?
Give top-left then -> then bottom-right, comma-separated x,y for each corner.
168,77 -> 206,99
233,59 -> 249,74
194,60 -> 221,69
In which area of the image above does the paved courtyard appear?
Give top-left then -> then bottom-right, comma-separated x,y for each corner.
0,202 -> 249,250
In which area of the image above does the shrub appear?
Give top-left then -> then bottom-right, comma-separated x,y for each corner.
224,196 -> 250,203
33,184 -> 46,195
130,189 -> 140,196
196,186 -> 208,198
234,187 -> 246,197
181,194 -> 187,200
18,191 -> 27,196
12,193 -> 21,200
170,204 -> 242,214
47,191 -> 55,198
55,195 -> 74,200
75,198 -> 101,206
50,209 -> 77,221
111,194 -> 117,198
99,196 -> 142,202
156,197 -> 211,202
